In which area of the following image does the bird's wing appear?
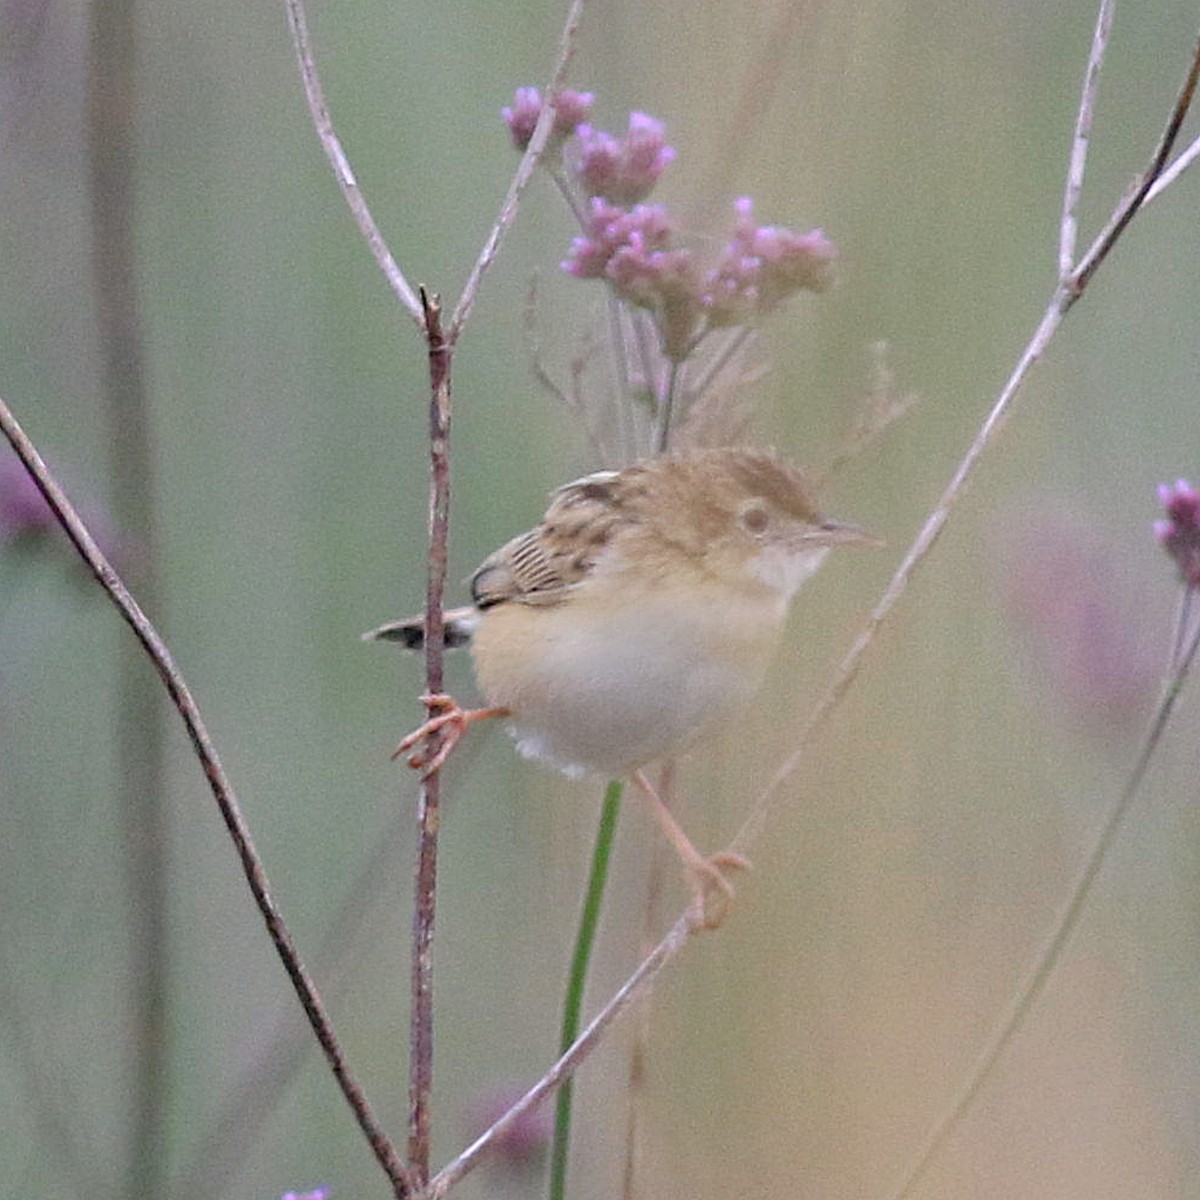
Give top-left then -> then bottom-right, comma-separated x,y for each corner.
470,469 -> 630,609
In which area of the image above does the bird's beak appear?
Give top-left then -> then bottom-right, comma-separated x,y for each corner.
810,518 -> 883,547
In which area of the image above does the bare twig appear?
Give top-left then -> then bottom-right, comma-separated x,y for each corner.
284,0 -> 593,1180
408,290 -> 454,1185
883,593 -> 1200,1200
282,0 -> 423,326
282,0 -> 590,1181
422,916 -> 692,1200
412,1 -> 590,1164
731,292 -> 1067,855
1144,129 -> 1200,204
1068,26 -> 1200,295
0,395 -> 414,1199
448,0 -> 589,340
1059,0 -> 1115,278
174,806 -> 411,1200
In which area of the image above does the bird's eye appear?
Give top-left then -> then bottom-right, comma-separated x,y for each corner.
739,502 -> 770,534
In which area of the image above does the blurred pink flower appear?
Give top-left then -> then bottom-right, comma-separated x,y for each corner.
464,1084 -> 552,1171
544,95 -> 835,367
0,450 -> 129,569
573,111 -> 676,205
701,197 -> 837,325
999,507 -> 1158,730
1154,478 -> 1200,588
563,200 -> 699,358
562,200 -> 676,280
0,452 -> 57,541
502,86 -> 594,152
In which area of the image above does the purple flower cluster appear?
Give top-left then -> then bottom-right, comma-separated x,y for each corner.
280,1189 -> 330,1200
503,87 -> 836,362
1155,479 -> 1200,588
573,112 -> 676,205
700,197 -> 837,327
501,87 -> 594,153
562,201 -> 693,301
563,201 -> 698,356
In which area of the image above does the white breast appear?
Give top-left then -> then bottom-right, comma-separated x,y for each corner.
473,577 -> 786,779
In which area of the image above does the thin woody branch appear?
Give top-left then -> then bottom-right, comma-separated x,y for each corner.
1068,26 -> 1200,296
1144,129 -> 1200,203
0,394 -> 414,1199
448,0 -> 589,340
280,0 -> 591,1184
408,290 -> 452,1186
422,917 -> 692,1199
282,0 -> 424,326
281,0 -> 593,1187
1059,0 -> 1114,277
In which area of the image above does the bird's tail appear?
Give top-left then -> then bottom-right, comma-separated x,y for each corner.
361,606 -> 478,651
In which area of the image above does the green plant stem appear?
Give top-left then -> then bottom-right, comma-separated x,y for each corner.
548,780 -> 622,1200
653,359 -> 681,453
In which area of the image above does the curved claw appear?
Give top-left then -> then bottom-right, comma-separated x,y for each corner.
391,694 -> 509,777
685,852 -> 752,932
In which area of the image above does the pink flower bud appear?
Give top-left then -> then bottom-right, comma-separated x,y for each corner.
701,197 -> 837,325
1155,479 -> 1200,587
502,86 -> 594,151
573,112 -> 676,205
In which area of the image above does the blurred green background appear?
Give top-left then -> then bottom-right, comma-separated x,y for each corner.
2,1 -> 1199,1198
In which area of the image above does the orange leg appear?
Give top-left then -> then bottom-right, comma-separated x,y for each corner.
392,693 -> 510,776
631,769 -> 751,931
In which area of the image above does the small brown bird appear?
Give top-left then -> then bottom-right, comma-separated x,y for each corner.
367,447 -> 872,927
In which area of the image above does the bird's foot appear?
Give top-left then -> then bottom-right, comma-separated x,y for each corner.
684,850 -> 752,932
392,694 -> 508,776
